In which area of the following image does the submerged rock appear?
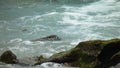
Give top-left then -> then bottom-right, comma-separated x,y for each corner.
34,39 -> 120,68
0,50 -> 18,64
32,35 -> 61,41
22,29 -> 27,32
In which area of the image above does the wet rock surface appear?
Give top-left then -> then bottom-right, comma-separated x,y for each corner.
34,39 -> 120,68
0,50 -> 18,64
32,35 -> 61,41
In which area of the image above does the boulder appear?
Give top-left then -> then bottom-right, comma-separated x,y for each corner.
32,35 -> 61,41
0,50 -> 18,64
34,39 -> 120,68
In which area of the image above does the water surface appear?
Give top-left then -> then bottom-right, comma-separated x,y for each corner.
0,0 -> 120,68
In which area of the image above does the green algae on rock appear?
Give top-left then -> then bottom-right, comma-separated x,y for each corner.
34,39 -> 120,68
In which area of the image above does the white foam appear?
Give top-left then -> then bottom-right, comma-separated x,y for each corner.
22,41 -> 33,45
60,0 -> 120,28
61,5 -> 75,11
8,38 -> 22,44
70,40 -> 82,45
41,53 -> 53,58
62,16 -> 81,25
40,62 -> 63,68
9,46 -> 29,52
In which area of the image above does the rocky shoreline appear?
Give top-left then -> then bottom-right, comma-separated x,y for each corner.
0,37 -> 120,68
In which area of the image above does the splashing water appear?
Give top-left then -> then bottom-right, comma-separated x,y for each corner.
0,0 -> 120,68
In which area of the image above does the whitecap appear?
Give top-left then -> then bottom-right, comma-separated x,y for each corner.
40,62 -> 63,68
8,38 -> 22,44
22,41 -> 33,45
62,16 -> 81,25
9,46 -> 29,52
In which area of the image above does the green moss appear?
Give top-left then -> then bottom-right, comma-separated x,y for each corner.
50,47 -> 81,59
47,48 -> 82,63
68,39 -> 120,68
68,52 -> 97,68
34,38 -> 120,68
75,40 -> 104,57
102,38 -> 120,45
50,51 -> 67,59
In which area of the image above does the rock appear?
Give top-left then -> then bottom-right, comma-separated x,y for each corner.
95,52 -> 120,68
49,48 -> 81,63
32,35 -> 61,41
97,39 -> 120,62
34,55 -> 46,66
0,50 -> 18,64
110,52 -> 120,66
22,29 -> 27,32
34,39 -> 120,68
75,40 -> 104,56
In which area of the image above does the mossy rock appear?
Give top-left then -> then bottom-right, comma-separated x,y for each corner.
68,53 -> 97,68
97,39 -> 120,62
0,50 -> 18,64
95,52 -> 120,68
34,39 -> 120,68
75,40 -> 104,56
49,48 -> 81,63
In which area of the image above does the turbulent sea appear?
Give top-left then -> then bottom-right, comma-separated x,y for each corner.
0,0 -> 120,68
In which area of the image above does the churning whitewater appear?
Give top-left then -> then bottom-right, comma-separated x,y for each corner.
0,0 -> 120,68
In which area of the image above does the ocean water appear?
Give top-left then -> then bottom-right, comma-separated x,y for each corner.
0,0 -> 120,68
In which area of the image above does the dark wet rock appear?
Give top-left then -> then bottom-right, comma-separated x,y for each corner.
97,39 -> 120,62
95,52 -> 120,68
75,40 -> 104,56
32,35 -> 61,41
110,63 -> 120,68
0,50 -> 18,64
22,29 -> 27,32
34,55 -> 46,66
34,39 -> 120,68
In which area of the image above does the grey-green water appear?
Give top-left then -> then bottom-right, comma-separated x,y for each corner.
0,0 -> 120,68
